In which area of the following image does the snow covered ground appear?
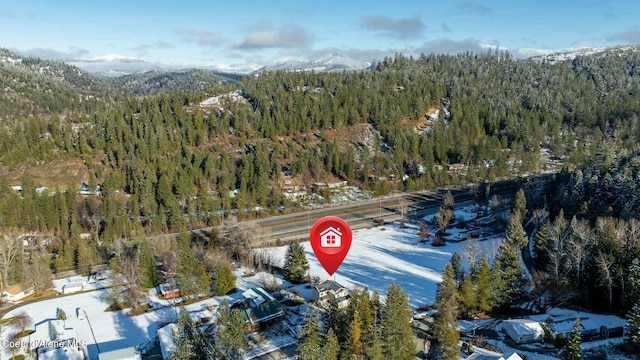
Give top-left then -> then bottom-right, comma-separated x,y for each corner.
0,271 -> 288,360
262,206 -> 504,308
1,202 -> 631,360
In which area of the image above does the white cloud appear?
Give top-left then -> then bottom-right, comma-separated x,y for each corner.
176,28 -> 226,47
360,15 -> 425,40
21,47 -> 90,60
234,24 -> 311,50
457,0 -> 493,14
607,26 -> 640,44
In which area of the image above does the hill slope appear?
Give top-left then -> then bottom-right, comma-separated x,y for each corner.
107,68 -> 241,95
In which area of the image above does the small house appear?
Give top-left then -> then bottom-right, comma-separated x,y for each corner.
312,280 -> 351,309
63,282 -> 84,294
502,319 -> 544,344
1,282 -> 34,302
159,280 -> 180,299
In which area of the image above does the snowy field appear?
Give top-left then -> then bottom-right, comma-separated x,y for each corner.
263,205 -> 504,308
1,201 -> 629,359
0,271 -> 285,360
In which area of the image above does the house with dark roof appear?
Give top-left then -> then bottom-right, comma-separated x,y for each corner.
312,280 -> 351,309
237,287 -> 285,331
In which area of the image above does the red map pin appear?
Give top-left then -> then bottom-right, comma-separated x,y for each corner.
310,216 -> 352,276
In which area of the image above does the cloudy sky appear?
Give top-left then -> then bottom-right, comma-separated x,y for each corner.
2,0 -> 640,72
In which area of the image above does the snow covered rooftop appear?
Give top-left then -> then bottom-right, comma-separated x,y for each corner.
37,344 -> 85,360
502,319 -> 545,337
157,323 -> 178,359
243,287 -> 275,306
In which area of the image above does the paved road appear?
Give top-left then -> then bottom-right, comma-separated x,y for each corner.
156,173 -> 555,247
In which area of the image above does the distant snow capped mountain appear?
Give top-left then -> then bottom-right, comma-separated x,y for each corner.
252,51 -> 371,74
69,54 -> 166,77
528,47 -> 607,63
528,45 -> 640,64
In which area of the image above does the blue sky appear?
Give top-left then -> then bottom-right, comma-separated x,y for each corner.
2,0 -> 640,71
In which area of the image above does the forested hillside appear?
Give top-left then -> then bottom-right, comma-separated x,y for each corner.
530,148 -> 640,315
1,47 -> 640,278
0,48 -> 111,120
107,68 -> 241,95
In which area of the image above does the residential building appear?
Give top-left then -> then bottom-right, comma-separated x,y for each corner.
1,282 -> 34,302
501,319 -> 544,344
239,287 -> 285,331
311,280 -> 351,309
157,323 -> 178,359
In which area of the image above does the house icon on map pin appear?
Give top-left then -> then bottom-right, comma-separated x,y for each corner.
320,227 -> 342,248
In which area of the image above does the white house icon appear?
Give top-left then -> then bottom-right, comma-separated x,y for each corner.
320,227 -> 342,248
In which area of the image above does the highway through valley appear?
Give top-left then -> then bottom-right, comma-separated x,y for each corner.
165,173 -> 554,247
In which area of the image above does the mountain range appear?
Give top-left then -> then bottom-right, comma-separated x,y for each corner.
2,45 -> 640,114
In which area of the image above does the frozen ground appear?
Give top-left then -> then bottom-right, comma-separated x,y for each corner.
0,271 -> 289,360
262,205 -> 504,308
1,202 -> 631,360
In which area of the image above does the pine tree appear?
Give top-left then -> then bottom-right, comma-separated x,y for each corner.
283,242 -> 309,283
138,237 -> 157,288
450,252 -> 465,285
381,283 -> 415,360
513,188 -> 527,221
176,230 -> 210,299
506,217 -> 528,248
323,328 -> 340,360
433,263 -> 460,360
559,318 -> 583,360
212,264 -> 236,296
297,311 -> 323,360
459,274 -> 477,316
344,310 -> 363,360
626,299 -> 640,348
533,223 -> 551,267
475,254 -> 493,314
214,302 -> 248,359
492,220 -> 529,309
172,308 -> 213,360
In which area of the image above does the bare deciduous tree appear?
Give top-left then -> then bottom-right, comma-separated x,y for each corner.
596,251 -> 616,311
461,238 -> 482,270
398,197 -> 409,228
0,230 -> 21,289
531,208 -> 548,227
627,219 -> 640,251
23,249 -> 53,296
568,219 -> 591,288
11,311 -> 33,334
120,249 -> 145,309
220,221 -> 269,269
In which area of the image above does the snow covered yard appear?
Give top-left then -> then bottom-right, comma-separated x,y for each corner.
262,220 -> 503,308
0,269 -> 298,360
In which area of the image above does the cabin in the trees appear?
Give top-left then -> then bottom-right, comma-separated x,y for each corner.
235,287 -> 285,331
158,280 -> 179,299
